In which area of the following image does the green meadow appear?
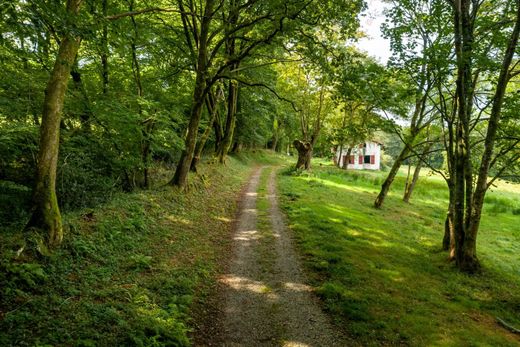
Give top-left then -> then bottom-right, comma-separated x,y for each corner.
278,163 -> 520,346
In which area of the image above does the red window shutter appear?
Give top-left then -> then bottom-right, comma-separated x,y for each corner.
350,155 -> 355,164
371,155 -> 375,164
358,156 -> 363,164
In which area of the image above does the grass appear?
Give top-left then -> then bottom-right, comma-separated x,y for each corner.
278,163 -> 520,346
0,150 -> 285,346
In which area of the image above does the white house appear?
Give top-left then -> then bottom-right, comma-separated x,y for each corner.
334,141 -> 382,170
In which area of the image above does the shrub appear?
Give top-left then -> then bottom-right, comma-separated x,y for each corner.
0,181 -> 31,226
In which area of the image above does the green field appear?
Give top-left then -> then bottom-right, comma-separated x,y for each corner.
278,163 -> 520,346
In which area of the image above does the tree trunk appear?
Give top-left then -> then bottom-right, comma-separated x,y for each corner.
24,0 -> 83,250
344,147 -> 352,169
70,62 -> 92,132
271,135 -> 278,151
450,0 -> 478,272
232,141 -> 242,153
337,144 -> 343,168
191,93 -> 220,172
404,163 -> 412,196
374,145 -> 411,208
141,119 -> 155,188
458,1 -> 520,273
216,79 -> 238,163
403,160 -> 422,202
128,5 -> 154,189
215,2 -> 240,164
213,110 -> 224,152
443,182 -> 456,260
101,0 -> 109,94
170,0 -> 215,188
443,209 -> 454,253
293,140 -> 312,170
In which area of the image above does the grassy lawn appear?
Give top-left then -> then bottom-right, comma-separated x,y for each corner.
0,151 -> 286,346
278,162 -> 520,346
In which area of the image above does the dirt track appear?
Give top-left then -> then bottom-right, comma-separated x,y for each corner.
214,167 -> 348,346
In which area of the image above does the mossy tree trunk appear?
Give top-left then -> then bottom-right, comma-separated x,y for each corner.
293,140 -> 312,170
24,0 -> 83,249
170,0 -> 215,189
294,84 -> 325,170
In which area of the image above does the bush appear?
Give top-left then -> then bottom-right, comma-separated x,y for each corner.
0,181 -> 31,226
56,135 -> 125,211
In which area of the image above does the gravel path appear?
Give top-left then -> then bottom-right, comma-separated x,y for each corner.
216,166 -> 348,346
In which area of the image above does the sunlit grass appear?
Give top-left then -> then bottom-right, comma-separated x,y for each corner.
278,165 -> 520,346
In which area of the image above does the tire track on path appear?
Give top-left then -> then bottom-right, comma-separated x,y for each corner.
216,166 -> 348,346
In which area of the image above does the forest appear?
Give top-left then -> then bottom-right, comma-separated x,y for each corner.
1,0 -> 520,345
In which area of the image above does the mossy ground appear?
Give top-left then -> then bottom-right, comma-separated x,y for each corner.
278,161 -> 520,346
0,151 -> 287,346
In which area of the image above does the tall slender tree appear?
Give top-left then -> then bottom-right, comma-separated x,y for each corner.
24,0 -> 84,251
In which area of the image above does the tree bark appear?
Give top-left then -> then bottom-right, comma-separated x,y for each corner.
337,144 -> 344,168
169,0 -> 215,188
443,183 -> 456,260
191,92 -> 220,172
128,1 -> 154,189
231,141 -> 242,153
70,62 -> 92,132
271,135 -> 278,151
344,148 -> 352,169
216,79 -> 238,163
450,0 -> 478,272
459,1 -> 520,273
293,140 -> 312,170
374,145 -> 411,208
215,2 -> 240,164
101,0 -> 109,94
141,119 -> 155,188
294,85 -> 325,170
24,0 -> 83,250
403,143 -> 430,203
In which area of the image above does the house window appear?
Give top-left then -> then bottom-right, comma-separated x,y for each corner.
349,155 -> 355,164
364,155 -> 371,164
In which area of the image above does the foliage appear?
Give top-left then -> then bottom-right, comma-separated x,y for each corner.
0,153 -> 267,346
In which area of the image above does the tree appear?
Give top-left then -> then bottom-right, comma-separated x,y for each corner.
23,0 -> 83,251
374,0 -> 448,209
328,50 -> 393,169
445,0 -> 520,272
169,0 -> 320,187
